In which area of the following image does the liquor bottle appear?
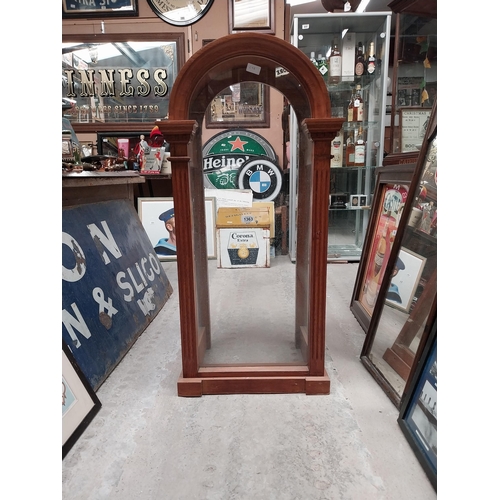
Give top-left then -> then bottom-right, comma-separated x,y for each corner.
366,42 -> 376,76
330,129 -> 343,168
317,54 -> 329,82
354,126 -> 365,166
355,42 -> 365,77
309,51 -> 318,70
353,84 -> 364,122
328,39 -> 342,85
345,129 -> 356,166
347,87 -> 355,122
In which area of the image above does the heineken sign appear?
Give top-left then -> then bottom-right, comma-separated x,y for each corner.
202,130 -> 277,191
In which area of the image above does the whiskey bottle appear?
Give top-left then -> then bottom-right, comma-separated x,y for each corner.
317,54 -> 329,82
366,42 -> 376,76
330,130 -> 344,168
328,39 -> 342,85
355,42 -> 366,77
353,84 -> 364,122
354,126 -> 365,166
345,129 -> 356,167
347,87 -> 355,122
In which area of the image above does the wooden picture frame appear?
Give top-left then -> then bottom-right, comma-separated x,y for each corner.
385,247 -> 427,313
229,0 -> 275,34
138,197 -> 217,261
398,320 -> 437,490
350,165 -> 415,332
399,107 -> 432,153
205,82 -> 270,129
62,0 -> 138,18
62,342 -> 101,459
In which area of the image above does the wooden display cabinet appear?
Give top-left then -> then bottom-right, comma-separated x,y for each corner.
158,33 -> 344,397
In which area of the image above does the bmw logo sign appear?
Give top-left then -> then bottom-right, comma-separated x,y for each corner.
238,158 -> 283,202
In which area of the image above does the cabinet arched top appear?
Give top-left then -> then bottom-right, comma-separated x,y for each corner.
167,32 -> 331,125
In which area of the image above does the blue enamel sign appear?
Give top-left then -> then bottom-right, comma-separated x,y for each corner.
62,199 -> 173,390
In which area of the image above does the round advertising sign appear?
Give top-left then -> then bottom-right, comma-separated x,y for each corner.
237,157 -> 283,202
202,130 -> 277,190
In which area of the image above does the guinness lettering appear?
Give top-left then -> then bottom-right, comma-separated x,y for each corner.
64,68 -> 169,99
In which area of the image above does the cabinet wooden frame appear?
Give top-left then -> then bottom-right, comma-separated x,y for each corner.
158,32 -> 343,396
354,102 -> 437,408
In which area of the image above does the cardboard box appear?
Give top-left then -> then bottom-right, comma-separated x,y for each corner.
342,32 -> 356,82
216,207 -> 271,268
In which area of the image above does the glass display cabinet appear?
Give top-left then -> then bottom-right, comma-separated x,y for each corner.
355,102 -> 436,407
290,12 -> 392,261
159,32 -> 343,396
388,0 -> 437,154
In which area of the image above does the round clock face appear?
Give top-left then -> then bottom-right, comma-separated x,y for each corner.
147,0 -> 215,27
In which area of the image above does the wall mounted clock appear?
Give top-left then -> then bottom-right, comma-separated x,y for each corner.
146,0 -> 215,26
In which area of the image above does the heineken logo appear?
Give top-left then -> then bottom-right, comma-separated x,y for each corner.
237,158 -> 283,202
202,130 -> 276,190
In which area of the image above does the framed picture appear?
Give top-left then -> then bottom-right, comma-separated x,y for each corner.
385,247 -> 427,313
138,197 -> 217,261
63,0 -> 138,18
398,321 -> 437,490
229,0 -> 275,34
399,108 -> 432,153
62,35 -> 184,131
62,342 -> 101,459
350,163 -> 416,333
205,82 -> 270,129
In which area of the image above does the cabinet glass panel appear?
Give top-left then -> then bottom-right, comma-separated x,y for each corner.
290,13 -> 391,261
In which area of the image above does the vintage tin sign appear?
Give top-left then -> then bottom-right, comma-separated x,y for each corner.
62,199 -> 173,390
202,129 -> 277,190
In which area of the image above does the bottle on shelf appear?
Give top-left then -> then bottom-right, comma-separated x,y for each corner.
354,125 -> 365,166
317,54 -> 329,82
355,42 -> 366,77
345,128 -> 356,167
330,129 -> 343,168
353,84 -> 364,122
366,42 -> 376,76
328,39 -> 342,85
309,51 -> 318,70
347,87 -> 355,122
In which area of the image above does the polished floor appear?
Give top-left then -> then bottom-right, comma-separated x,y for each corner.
62,257 -> 436,499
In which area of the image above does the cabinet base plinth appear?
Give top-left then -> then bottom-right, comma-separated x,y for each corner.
177,371 -> 330,397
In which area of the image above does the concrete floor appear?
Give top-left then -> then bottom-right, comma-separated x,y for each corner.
62,257 -> 436,499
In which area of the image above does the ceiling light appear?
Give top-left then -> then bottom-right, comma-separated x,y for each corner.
356,0 -> 371,12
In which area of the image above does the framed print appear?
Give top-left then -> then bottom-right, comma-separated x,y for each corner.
138,197 -> 217,261
398,322 -> 437,490
350,163 -> 416,333
63,342 -> 101,459
399,108 -> 432,153
229,0 -> 275,34
62,34 -> 184,131
206,82 -> 270,128
385,247 -> 426,313
63,0 -> 138,18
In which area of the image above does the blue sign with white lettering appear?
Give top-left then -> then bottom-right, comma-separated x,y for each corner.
62,199 -> 173,390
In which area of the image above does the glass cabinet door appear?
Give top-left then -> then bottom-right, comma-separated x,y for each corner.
290,13 -> 392,261
390,12 -> 437,154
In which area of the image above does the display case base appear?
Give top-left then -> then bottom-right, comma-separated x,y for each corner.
177,371 -> 330,397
